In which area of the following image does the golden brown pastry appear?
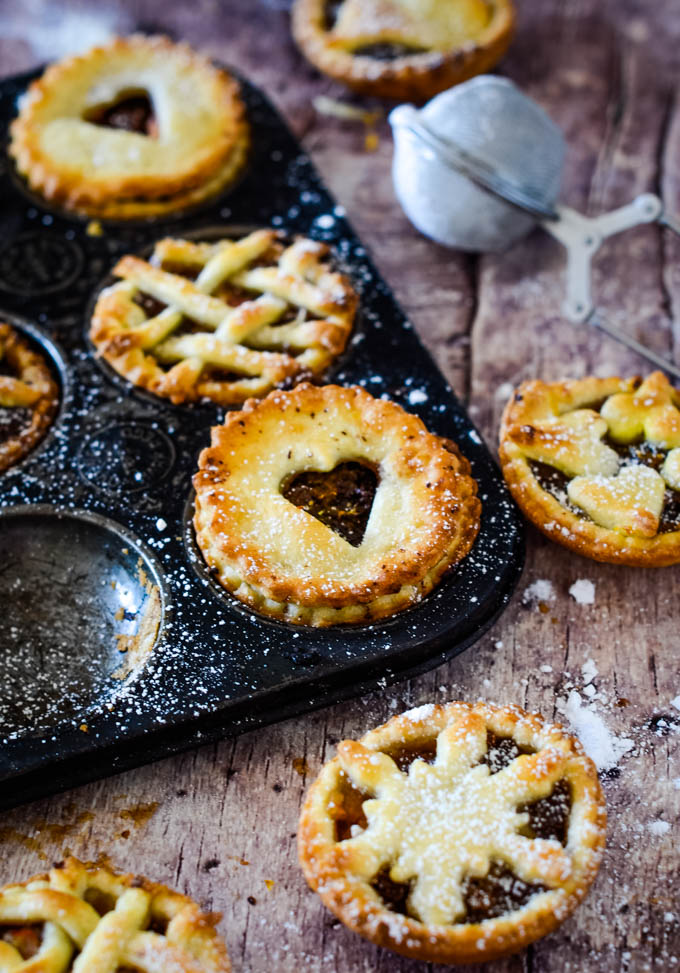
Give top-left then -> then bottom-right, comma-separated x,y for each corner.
0,322 -> 58,473
0,856 -> 231,971
9,35 -> 248,218
499,372 -> 680,566
292,0 -> 515,101
298,701 -> 606,964
90,230 -> 357,406
193,383 -> 481,625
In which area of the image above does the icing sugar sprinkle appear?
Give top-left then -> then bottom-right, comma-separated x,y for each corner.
564,691 -> 634,772
648,820 -> 671,837
569,579 -> 595,605
522,579 -> 555,605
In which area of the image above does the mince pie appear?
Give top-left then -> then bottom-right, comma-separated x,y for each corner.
0,322 -> 58,473
500,372 -> 680,566
90,230 -> 357,406
0,856 -> 231,971
298,701 -> 606,964
193,383 -> 481,625
292,0 -> 515,101
9,35 -> 248,218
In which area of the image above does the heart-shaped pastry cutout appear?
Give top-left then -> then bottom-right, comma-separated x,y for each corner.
509,409 -> 619,478
601,371 -> 680,448
282,461 -> 377,547
567,464 -> 666,537
84,89 -> 158,137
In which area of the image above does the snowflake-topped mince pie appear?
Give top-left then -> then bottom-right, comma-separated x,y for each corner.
499,371 -> 680,566
0,322 -> 58,473
90,229 -> 357,406
292,0 -> 515,101
193,383 -> 481,625
298,701 -> 606,964
0,856 -> 231,972
9,35 -> 248,219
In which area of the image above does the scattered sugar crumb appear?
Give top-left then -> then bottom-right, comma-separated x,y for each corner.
495,381 -> 515,400
155,517 -> 167,531
522,579 -> 555,605
581,658 -> 598,685
540,664 -> 553,673
648,820 -> 670,836
407,389 -> 428,405
671,696 -> 680,712
494,640 -> 503,649
569,579 -> 595,605
565,691 -> 634,771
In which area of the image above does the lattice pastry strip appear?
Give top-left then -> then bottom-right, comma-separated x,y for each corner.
90,229 -> 357,406
0,857 -> 231,972
0,322 -> 59,474
298,701 -> 606,965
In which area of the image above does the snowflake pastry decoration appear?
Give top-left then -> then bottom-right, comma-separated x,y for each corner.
298,701 -> 606,965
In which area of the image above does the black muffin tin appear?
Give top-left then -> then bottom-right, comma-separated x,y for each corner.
0,67 -> 524,811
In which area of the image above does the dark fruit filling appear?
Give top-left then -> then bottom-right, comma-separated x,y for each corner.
462,862 -> 547,923
86,92 -> 157,136
353,43 -> 429,60
1,926 -> 42,959
331,772 -> 368,842
382,739 -> 437,772
482,731 -> 535,774
520,779 -> 571,845
0,405 -> 32,442
371,868 -> 410,915
282,462 -> 378,547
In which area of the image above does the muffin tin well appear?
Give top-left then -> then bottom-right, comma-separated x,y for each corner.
0,65 -> 524,810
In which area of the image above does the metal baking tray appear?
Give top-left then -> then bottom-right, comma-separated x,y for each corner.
0,66 -> 524,811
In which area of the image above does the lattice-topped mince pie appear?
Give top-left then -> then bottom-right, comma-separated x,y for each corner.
0,856 -> 231,972
0,322 -> 58,473
500,371 -> 680,566
298,701 -> 606,964
193,383 -> 481,625
292,0 -> 515,101
9,35 -> 248,218
90,229 -> 357,405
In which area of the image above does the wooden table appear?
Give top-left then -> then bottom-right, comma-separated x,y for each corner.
1,2 -> 679,970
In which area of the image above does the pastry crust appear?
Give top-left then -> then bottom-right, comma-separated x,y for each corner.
499,373 -> 680,566
0,856 -> 231,971
90,230 -> 357,406
193,383 -> 481,626
298,700 -> 606,964
292,0 -> 515,102
9,35 -> 248,218
0,322 -> 58,473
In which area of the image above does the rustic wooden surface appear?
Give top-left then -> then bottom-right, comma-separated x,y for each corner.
1,2 -> 679,971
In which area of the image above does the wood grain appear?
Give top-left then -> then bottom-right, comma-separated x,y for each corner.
1,1 -> 679,971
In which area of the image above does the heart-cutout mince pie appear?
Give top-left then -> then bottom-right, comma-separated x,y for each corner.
9,35 -> 248,219
499,372 -> 680,566
298,701 -> 606,964
0,857 -> 231,972
292,0 -> 515,101
193,383 -> 481,626
90,230 -> 357,406
0,322 -> 58,473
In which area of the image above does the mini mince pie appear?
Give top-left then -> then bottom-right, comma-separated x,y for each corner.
500,372 -> 680,566
291,0 -> 515,102
9,35 -> 248,219
90,229 -> 357,406
193,383 -> 481,626
0,322 -> 58,473
0,856 -> 231,972
298,701 -> 606,964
